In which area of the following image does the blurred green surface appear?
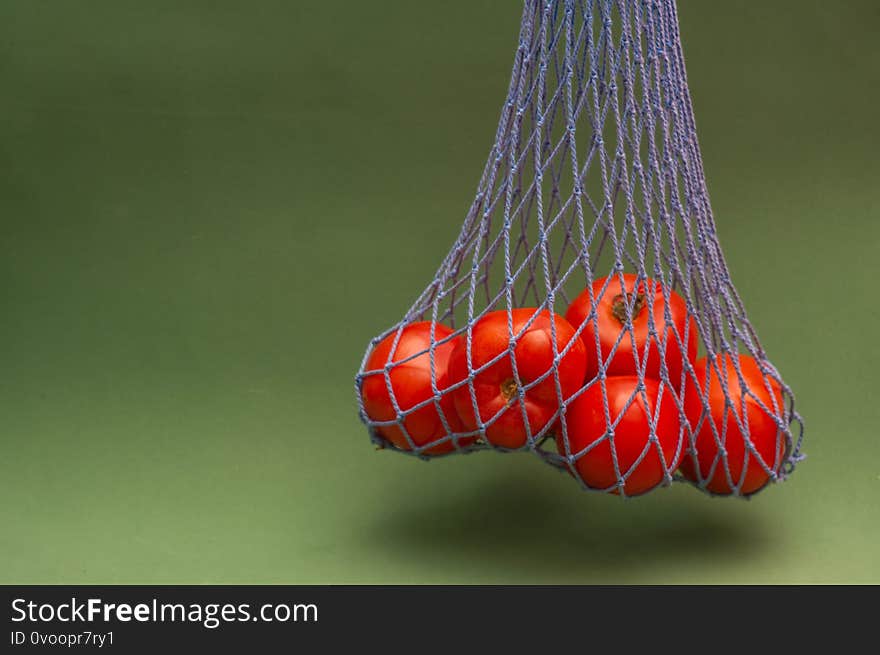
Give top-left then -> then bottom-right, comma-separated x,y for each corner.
1,1 -> 878,583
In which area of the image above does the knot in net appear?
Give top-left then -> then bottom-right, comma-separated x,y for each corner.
355,0 -> 805,498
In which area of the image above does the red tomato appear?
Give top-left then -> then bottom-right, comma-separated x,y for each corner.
681,354 -> 786,495
565,274 -> 698,389
557,376 -> 683,495
448,308 -> 587,449
361,322 -> 469,455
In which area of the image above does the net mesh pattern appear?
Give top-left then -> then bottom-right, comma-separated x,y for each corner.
355,0 -> 804,497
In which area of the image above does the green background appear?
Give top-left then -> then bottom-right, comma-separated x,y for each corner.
2,1 -> 878,584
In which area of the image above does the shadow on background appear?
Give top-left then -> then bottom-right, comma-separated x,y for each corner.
368,469 -> 769,582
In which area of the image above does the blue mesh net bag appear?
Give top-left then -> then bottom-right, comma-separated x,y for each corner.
355,0 -> 804,497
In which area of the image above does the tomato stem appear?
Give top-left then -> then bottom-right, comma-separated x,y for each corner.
500,378 -> 519,401
611,292 -> 646,324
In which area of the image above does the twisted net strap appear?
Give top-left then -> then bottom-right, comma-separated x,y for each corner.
356,0 -> 805,497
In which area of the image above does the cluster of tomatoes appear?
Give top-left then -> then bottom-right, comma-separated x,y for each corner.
361,274 -> 786,497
